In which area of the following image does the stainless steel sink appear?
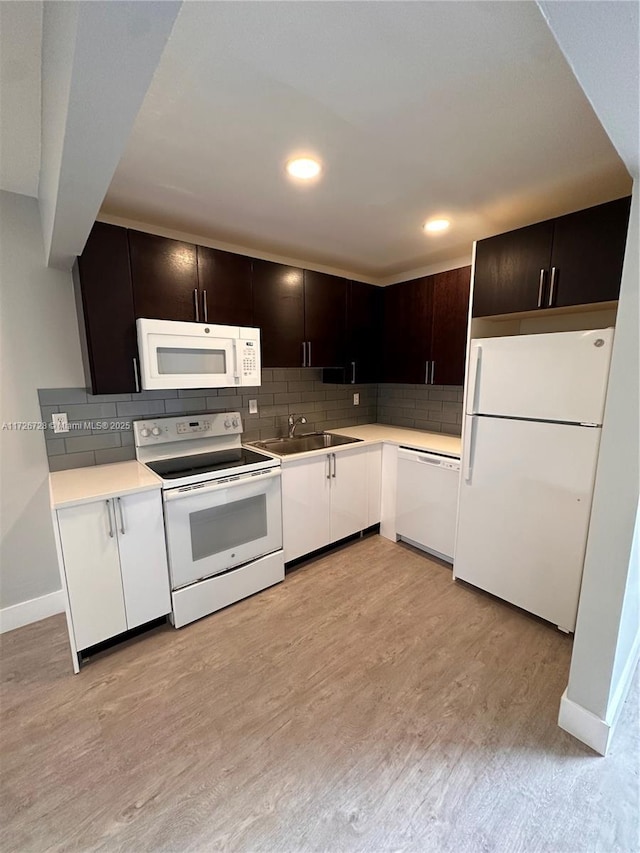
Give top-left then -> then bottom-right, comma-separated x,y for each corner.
249,432 -> 362,456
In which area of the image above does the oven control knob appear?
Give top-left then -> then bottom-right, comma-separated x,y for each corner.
224,418 -> 232,429
232,418 -> 239,428
151,427 -> 161,436
140,427 -> 150,438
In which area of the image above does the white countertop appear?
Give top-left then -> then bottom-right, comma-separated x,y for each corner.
330,424 -> 461,457
247,423 -> 461,463
50,460 -> 162,509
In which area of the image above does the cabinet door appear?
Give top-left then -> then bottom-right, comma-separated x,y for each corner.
349,281 -> 382,383
383,277 -> 433,383
197,246 -> 253,326
57,500 -> 127,651
330,448 -> 369,543
472,221 -> 553,317
129,231 -> 199,322
75,223 -> 138,394
549,196 -> 631,308
304,271 -> 347,367
282,455 -> 331,561
252,259 -> 304,368
430,266 -> 471,386
116,490 -> 171,630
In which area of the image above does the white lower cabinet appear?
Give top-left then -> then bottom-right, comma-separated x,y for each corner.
56,489 -> 171,654
282,446 -> 379,562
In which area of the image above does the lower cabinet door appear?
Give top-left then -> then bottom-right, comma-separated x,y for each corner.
116,490 -> 171,629
57,500 -> 127,650
329,448 -> 369,543
282,455 -> 331,561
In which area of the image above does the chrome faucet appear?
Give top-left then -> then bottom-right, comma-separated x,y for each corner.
288,413 -> 307,438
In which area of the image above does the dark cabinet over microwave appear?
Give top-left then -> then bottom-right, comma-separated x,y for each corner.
472,196 -> 631,317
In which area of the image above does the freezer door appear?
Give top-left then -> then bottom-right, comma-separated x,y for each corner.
467,328 -> 613,424
454,416 -> 601,631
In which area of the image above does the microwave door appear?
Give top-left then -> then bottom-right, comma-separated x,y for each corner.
143,334 -> 238,390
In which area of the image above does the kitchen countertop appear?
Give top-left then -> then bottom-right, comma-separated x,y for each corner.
330,424 -> 461,456
247,423 -> 461,462
49,460 -> 162,510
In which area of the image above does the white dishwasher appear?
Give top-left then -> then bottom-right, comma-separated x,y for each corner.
395,447 -> 461,562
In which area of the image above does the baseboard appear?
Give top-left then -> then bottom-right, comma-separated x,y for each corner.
0,590 -> 65,634
558,688 -> 611,755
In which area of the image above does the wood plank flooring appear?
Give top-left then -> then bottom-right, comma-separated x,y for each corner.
1,535 -> 638,852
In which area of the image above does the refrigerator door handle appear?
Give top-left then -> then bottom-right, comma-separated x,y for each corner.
462,415 -> 475,483
466,345 -> 482,414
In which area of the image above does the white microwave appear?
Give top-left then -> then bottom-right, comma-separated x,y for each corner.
136,318 -> 261,390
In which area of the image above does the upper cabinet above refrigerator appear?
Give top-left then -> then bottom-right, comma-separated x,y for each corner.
472,196 -> 631,318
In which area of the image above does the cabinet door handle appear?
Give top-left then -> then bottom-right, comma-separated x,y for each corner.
202,290 -> 208,322
117,496 -> 126,535
430,361 -> 436,384
193,288 -> 200,322
425,361 -> 430,384
106,500 -> 114,538
332,452 -> 337,478
302,341 -> 307,367
326,454 -> 331,480
537,269 -> 546,308
548,267 -> 558,307
133,357 -> 140,393
351,361 -> 356,384
307,341 -> 312,367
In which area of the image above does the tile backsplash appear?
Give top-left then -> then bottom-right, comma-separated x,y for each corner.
38,371 -> 462,471
377,384 -> 464,434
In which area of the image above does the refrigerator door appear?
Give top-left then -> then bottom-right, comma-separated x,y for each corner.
454,415 -> 601,631
467,328 -> 613,424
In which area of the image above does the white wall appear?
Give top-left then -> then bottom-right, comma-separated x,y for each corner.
537,0 -> 639,752
566,184 -> 639,720
0,191 -> 84,609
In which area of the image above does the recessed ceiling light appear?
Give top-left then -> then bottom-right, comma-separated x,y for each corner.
286,157 -> 322,180
423,218 -> 450,233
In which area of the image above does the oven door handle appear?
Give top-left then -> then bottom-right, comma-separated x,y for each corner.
163,468 -> 281,502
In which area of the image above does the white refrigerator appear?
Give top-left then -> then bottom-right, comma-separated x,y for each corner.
454,328 -> 614,632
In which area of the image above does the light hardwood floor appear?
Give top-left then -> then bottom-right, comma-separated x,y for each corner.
1,535 -> 638,853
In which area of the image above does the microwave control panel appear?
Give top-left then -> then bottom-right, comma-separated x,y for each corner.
239,339 -> 260,382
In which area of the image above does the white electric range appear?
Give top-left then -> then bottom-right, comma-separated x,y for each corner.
134,412 -> 284,628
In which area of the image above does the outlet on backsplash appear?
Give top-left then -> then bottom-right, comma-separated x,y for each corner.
353,393 -> 360,405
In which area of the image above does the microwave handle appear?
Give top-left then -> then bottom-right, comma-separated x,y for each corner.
164,468 -> 281,502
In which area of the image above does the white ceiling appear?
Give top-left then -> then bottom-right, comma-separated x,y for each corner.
0,1 -> 42,197
101,0 -> 631,280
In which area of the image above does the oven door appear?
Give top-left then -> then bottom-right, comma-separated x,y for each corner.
163,468 -> 282,589
137,319 -> 239,390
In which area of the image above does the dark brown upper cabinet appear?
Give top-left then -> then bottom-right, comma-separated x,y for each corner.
196,246 -> 253,326
472,196 -> 631,317
472,221 -> 553,317
382,276 -> 434,384
430,266 -> 471,386
347,281 -> 383,384
548,197 -> 631,308
252,259 -> 305,368
74,222 -> 138,394
382,266 -> 470,386
252,262 -> 348,369
322,280 -> 382,385
129,230 -> 199,322
303,271 -> 347,368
